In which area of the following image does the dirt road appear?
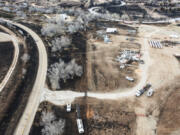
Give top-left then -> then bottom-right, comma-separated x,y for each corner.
41,25 -> 158,105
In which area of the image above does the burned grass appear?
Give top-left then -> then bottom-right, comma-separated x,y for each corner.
0,28 -> 39,135
0,42 -> 14,82
30,98 -> 136,135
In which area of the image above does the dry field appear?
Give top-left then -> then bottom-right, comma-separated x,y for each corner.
30,97 -> 136,135
85,27 -> 141,92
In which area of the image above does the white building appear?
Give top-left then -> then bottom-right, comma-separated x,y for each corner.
106,28 -> 117,33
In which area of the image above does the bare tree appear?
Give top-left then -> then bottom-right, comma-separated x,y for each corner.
41,9 -> 97,36
48,59 -> 83,90
41,23 -> 65,37
51,36 -> 71,52
21,53 -> 30,63
40,111 -> 65,135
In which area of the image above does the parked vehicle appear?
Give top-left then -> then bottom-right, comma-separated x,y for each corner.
136,84 -> 152,97
143,84 -> 151,91
77,119 -> 84,134
146,88 -> 154,97
136,89 -> 144,97
126,76 -> 134,82
66,103 -> 71,112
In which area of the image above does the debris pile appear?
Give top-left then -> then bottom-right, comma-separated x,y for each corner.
115,50 -> 141,68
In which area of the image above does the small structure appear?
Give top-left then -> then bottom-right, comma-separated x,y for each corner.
120,65 -> 125,69
174,53 -> 180,58
128,30 -> 137,35
170,34 -> 179,38
59,14 -> 68,21
56,14 -> 70,22
104,35 -> 110,43
96,30 -> 106,39
106,28 -> 117,33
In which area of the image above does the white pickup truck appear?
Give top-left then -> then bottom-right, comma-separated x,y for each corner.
136,84 -> 151,97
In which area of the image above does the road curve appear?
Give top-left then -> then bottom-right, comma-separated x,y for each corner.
0,19 -> 48,135
0,32 -> 19,92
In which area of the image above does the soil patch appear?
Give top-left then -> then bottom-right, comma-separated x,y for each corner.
157,83 -> 180,135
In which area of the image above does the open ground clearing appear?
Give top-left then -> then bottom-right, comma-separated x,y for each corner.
157,80 -> 180,135
1,1 -> 180,135
39,23 -> 180,135
82,22 -> 141,92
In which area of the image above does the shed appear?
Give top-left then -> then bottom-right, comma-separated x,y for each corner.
106,28 -> 117,33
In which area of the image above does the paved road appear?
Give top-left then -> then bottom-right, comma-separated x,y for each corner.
0,19 -> 48,135
0,32 -> 19,92
10,21 -> 47,135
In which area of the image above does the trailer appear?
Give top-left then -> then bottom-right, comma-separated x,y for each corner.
76,119 -> 84,134
76,104 -> 84,134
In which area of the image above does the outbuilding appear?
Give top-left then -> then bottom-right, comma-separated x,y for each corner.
106,28 -> 117,33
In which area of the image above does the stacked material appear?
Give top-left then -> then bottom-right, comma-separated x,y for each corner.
149,40 -> 163,48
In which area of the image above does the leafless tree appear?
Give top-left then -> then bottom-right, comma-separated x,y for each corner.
41,23 -> 66,37
21,53 -> 30,63
48,59 -> 83,90
40,111 -> 65,135
51,36 -> 71,52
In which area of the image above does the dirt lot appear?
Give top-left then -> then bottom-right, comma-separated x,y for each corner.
157,87 -> 180,135
0,42 -> 14,82
156,77 -> 180,135
86,26 -> 141,92
30,98 -> 136,135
